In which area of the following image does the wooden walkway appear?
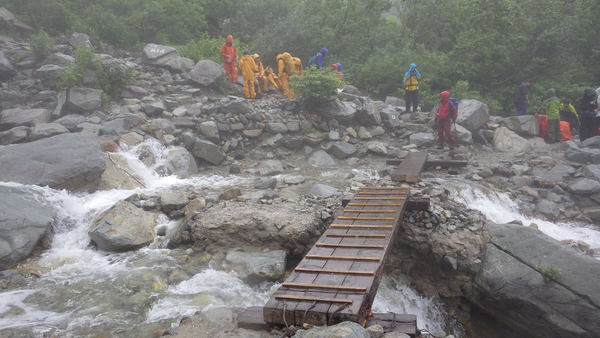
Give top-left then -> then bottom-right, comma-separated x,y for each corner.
263,186 -> 411,328
391,152 -> 428,183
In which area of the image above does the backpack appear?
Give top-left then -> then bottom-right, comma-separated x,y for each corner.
449,97 -> 460,120
307,55 -> 317,67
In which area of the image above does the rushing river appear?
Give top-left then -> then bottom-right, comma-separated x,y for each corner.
0,141 -> 454,337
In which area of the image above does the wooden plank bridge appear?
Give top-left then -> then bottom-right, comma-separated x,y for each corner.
239,153 -> 436,336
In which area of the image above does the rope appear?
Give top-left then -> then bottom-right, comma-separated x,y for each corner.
302,300 -> 318,324
107,153 -> 147,188
327,302 -> 350,326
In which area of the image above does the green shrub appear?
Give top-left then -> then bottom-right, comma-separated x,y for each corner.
290,67 -> 344,106
30,29 -> 52,62
177,34 -> 251,63
539,265 -> 560,281
58,46 -> 131,101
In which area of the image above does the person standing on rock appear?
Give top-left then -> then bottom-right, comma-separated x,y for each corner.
278,52 -> 295,98
435,91 -> 458,151
238,51 -> 258,99
577,88 -> 599,141
514,81 -> 531,116
221,35 -> 237,83
541,88 -> 561,143
403,63 -> 421,114
308,48 -> 329,69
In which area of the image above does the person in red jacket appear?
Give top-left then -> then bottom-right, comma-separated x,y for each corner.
435,91 -> 457,150
221,35 -> 237,83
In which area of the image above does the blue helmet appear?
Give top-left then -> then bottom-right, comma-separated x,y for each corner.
409,63 -> 417,69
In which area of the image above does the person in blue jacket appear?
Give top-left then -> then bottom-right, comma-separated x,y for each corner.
308,48 -> 329,69
403,63 -> 422,114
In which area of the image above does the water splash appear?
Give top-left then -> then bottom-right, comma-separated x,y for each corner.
443,179 -> 600,256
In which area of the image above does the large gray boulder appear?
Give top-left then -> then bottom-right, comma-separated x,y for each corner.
409,132 -> 435,147
258,159 -> 284,176
141,44 -> 193,72
0,185 -> 56,269
380,106 -> 401,129
197,121 -> 220,141
69,32 -> 93,49
356,101 -> 381,126
308,150 -> 336,167
454,123 -> 473,144
493,127 -> 531,153
34,64 -> 66,84
27,123 -> 69,141
565,146 -> 600,164
583,164 -> 600,181
582,136 -> 600,149
456,99 -> 490,131
190,60 -> 225,87
191,139 -> 225,165
142,44 -> 177,62
473,223 -> 600,338
99,153 -> 144,190
0,133 -> 105,191
501,115 -> 540,137
43,53 -> 75,67
567,178 -> 600,195
89,201 -> 157,252
0,108 -> 50,131
162,146 -> 197,178
224,250 -> 287,282
0,126 -> 29,145
314,100 -> 357,123
0,51 -> 16,81
294,321 -> 370,338
63,87 -> 103,114
329,142 -> 357,159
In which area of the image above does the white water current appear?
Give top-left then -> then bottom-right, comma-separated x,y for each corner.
443,179 -> 600,257
0,140 -> 453,336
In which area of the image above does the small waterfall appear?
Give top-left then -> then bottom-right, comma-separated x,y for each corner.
443,179 -> 600,257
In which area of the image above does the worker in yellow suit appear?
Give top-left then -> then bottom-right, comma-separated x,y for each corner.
264,66 -> 279,91
238,50 -> 258,99
278,52 -> 295,98
253,54 -> 268,94
292,57 -> 303,76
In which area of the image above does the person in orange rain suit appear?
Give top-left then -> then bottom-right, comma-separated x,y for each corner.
221,35 -> 237,83
252,54 -> 268,94
278,52 -> 295,98
238,50 -> 258,99
264,66 -> 279,91
292,57 -> 303,76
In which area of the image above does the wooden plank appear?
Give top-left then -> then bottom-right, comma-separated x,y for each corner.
347,203 -> 402,207
275,295 -> 353,304
343,209 -> 398,213
391,151 -> 428,182
331,224 -> 393,229
282,283 -> 367,292
306,255 -> 381,262
325,234 -> 386,239
354,197 -> 406,200
356,192 -> 407,195
294,268 -> 375,275
315,243 -> 385,249
337,216 -> 395,221
360,187 -> 408,190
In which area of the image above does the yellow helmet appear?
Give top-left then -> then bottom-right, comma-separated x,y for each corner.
253,53 -> 260,59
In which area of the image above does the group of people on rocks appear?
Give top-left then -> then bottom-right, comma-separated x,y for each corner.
514,81 -> 600,143
220,35 -> 344,99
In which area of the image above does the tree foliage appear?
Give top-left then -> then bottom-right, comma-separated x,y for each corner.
6,0 -> 599,115
290,67 -> 344,106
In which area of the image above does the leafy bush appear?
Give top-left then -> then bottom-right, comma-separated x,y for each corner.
58,46 -> 131,101
30,29 -> 52,62
290,67 -> 344,106
178,34 -> 251,63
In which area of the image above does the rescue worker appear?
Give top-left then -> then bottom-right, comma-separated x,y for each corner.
278,52 -> 295,98
253,54 -> 267,94
308,48 -> 328,69
403,63 -> 421,114
514,81 -> 531,116
559,101 -> 579,133
331,63 -> 345,83
435,91 -> 457,151
577,88 -> 599,141
292,57 -> 303,76
221,35 -> 237,83
264,66 -> 279,91
541,88 -> 561,143
238,50 -> 257,99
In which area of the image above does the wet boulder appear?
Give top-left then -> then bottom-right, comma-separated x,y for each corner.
0,185 -> 56,269
224,250 -> 287,282
161,146 -> 197,178
501,115 -> 540,137
409,132 -> 435,147
329,141 -> 357,159
0,51 -> 16,81
314,99 -> 357,123
454,124 -> 473,144
308,150 -> 336,167
63,87 -> 103,114
89,201 -> 157,252
356,101 -> 381,126
142,43 -> 191,73
190,60 -> 225,86
27,123 -> 69,141
191,139 -> 225,165
0,108 -> 50,131
456,99 -> 490,131
99,153 -> 144,190
0,133 -> 105,191
493,127 -> 531,153
567,178 -> 600,195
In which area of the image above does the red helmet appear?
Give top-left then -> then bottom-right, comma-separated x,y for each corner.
226,35 -> 234,43
439,91 -> 450,99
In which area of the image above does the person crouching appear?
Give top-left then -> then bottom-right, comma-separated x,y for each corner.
436,91 -> 458,151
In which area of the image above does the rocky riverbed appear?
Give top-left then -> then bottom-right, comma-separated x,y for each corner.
1,9 -> 600,338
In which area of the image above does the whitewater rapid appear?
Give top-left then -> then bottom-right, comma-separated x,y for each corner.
0,140 -> 453,336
